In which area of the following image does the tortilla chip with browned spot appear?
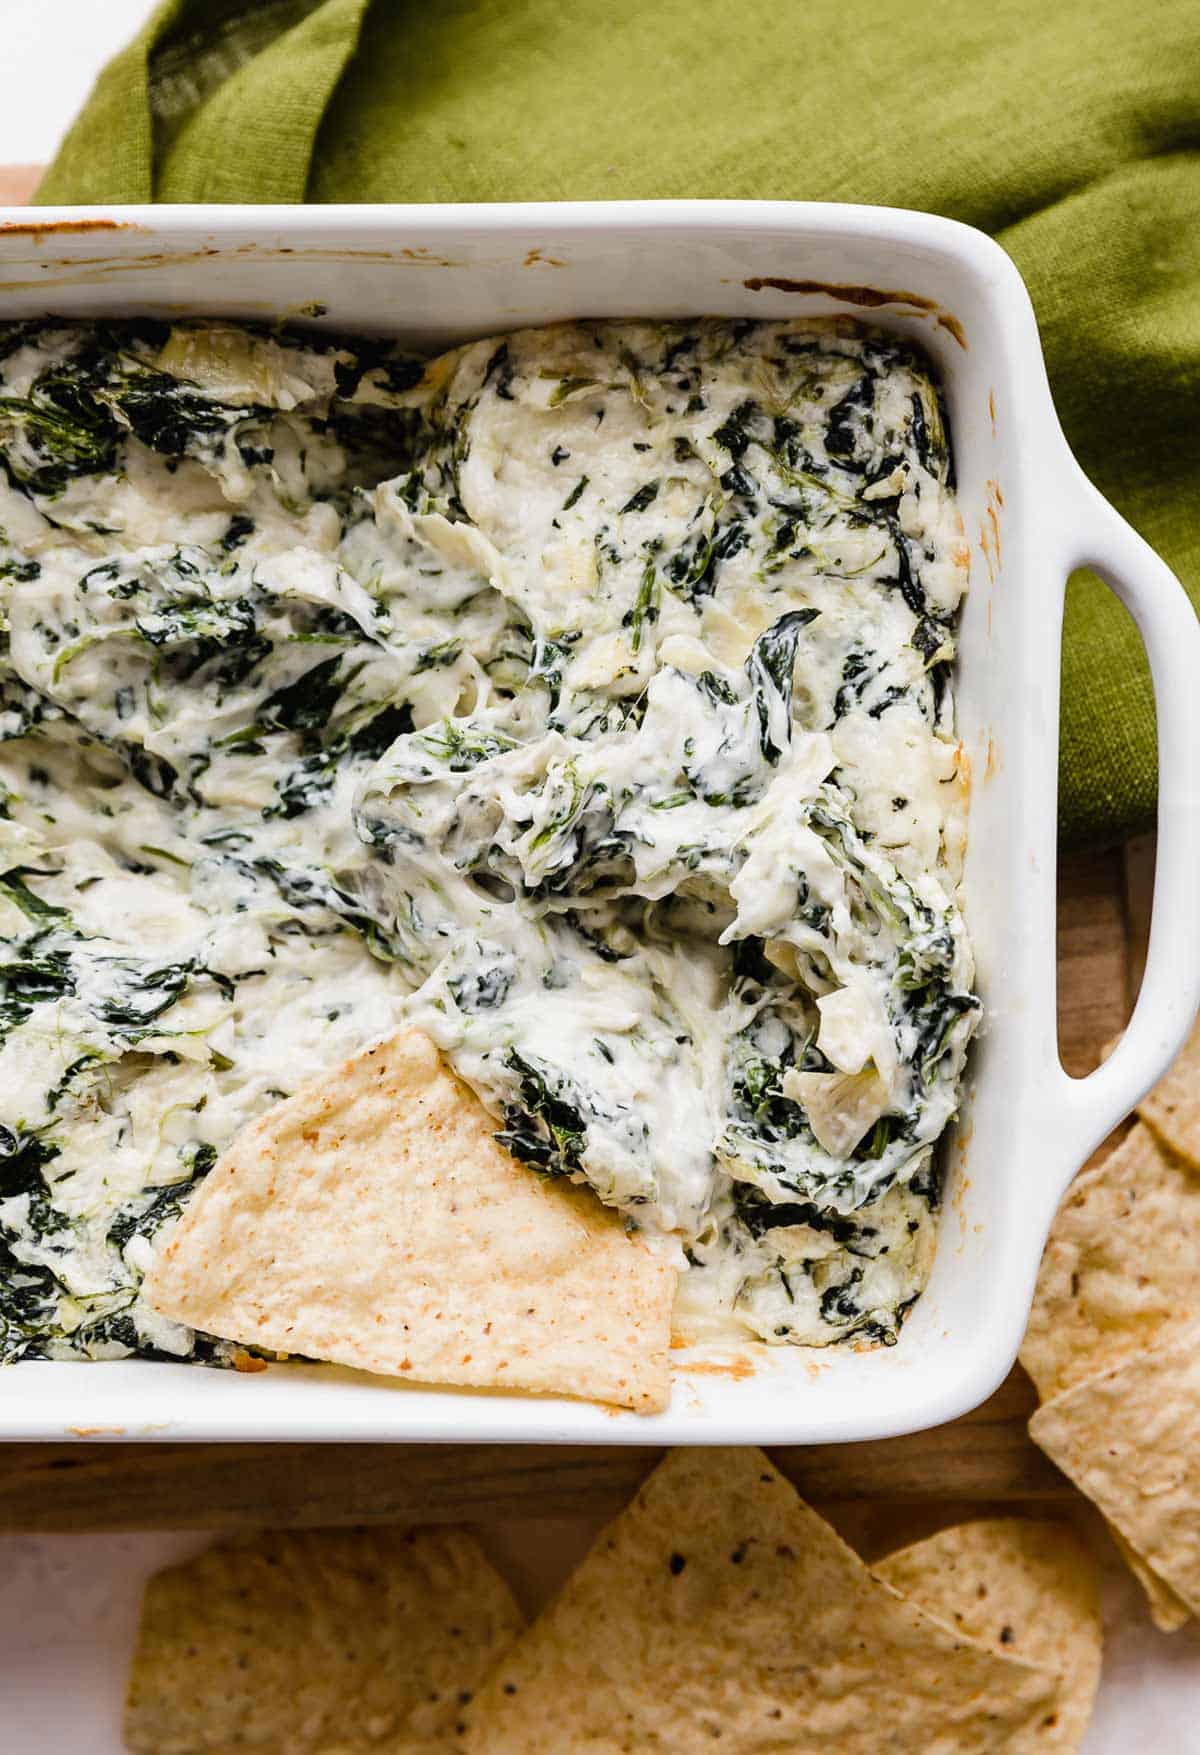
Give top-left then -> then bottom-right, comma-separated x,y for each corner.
459,1447 -> 1068,1752
1019,1122 -> 1200,1403
1018,1116 -> 1199,1626
1030,1319 -> 1200,1625
875,1519 -> 1102,1749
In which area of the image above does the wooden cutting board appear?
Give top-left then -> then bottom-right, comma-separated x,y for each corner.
0,843 -> 1152,1530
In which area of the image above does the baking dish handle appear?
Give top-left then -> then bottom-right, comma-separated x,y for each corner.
1052,470 -> 1200,1168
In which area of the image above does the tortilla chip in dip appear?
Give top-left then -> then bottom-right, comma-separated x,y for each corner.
124,1524 -> 523,1753
1030,1319 -> 1200,1623
459,1447 -> 1064,1753
1138,1014 -> 1200,1170
875,1519 -> 1102,1748
1019,1122 -> 1200,1402
141,1029 -> 675,1412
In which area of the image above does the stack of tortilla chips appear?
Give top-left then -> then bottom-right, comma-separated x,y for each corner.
126,1449 -> 1102,1751
1022,1020 -> 1200,1631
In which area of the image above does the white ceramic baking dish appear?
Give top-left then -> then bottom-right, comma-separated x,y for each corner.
1,201 -> 1198,1446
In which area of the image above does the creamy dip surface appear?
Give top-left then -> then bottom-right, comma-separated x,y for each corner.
0,315 -> 977,1363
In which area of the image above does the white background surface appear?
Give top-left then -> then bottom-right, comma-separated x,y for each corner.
1,7 -> 1198,1751
0,0 -> 152,165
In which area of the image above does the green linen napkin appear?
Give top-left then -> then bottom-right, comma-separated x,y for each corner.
35,0 -> 1200,846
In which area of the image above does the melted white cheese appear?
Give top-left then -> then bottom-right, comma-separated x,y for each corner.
0,316 -> 976,1361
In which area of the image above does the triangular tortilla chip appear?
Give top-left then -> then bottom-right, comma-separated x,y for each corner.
1019,1122 -> 1200,1401
875,1520 -> 1102,1748
142,1029 -> 675,1412
460,1447 -> 1064,1753
1030,1320 -> 1200,1622
124,1524 -> 524,1753
1138,1014 -> 1200,1170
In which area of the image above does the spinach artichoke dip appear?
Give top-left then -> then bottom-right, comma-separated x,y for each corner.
0,314 -> 978,1367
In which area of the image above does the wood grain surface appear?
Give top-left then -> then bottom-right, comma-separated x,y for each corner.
0,1370 -> 1059,1534
0,167 -> 43,205
0,168 -> 1156,1529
